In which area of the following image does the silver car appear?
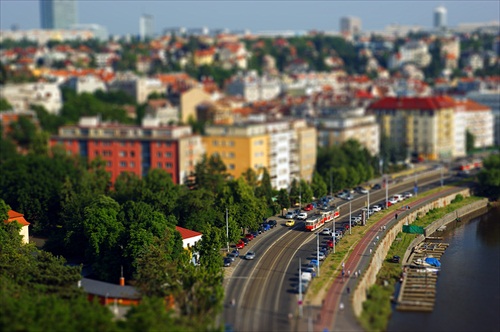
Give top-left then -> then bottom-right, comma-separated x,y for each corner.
245,251 -> 256,260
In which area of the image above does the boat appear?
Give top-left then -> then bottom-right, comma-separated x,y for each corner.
411,257 -> 441,270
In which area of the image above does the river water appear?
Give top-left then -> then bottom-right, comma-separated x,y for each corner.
388,206 -> 500,332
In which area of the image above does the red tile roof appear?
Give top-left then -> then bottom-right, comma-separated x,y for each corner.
175,226 -> 202,240
369,96 -> 456,110
4,210 -> 30,226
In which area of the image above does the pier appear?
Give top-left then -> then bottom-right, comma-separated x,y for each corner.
396,242 -> 449,312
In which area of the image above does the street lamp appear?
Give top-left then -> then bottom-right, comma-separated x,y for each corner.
298,257 -> 303,317
316,232 -> 320,277
226,208 -> 229,252
385,175 -> 389,209
349,200 -> 352,235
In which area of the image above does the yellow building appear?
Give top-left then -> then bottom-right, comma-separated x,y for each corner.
369,96 -> 456,160
193,47 -> 216,67
203,123 -> 269,180
180,87 -> 211,123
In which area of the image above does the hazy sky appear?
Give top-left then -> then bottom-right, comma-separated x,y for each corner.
1,1 -> 499,36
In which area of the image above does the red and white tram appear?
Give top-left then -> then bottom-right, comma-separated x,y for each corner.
305,207 -> 340,232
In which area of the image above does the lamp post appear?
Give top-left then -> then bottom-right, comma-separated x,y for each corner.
299,183 -> 302,210
226,208 -> 229,252
349,200 -> 352,235
298,257 -> 303,317
440,164 -> 444,187
385,175 -> 389,209
317,232 -> 320,277
367,188 -> 370,220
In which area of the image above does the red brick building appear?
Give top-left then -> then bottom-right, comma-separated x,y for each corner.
50,116 -> 204,184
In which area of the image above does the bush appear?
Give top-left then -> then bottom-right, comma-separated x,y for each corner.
451,194 -> 464,204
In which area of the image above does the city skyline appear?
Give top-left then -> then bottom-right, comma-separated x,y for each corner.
0,1 -> 499,36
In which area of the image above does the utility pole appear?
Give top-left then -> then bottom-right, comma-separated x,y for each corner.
317,232 -> 320,277
226,208 -> 229,252
299,182 -> 302,210
385,175 -> 389,209
299,257 -> 303,317
367,188 -> 370,220
349,200 -> 352,235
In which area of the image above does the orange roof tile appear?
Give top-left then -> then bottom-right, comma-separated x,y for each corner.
4,210 -> 30,227
175,226 -> 202,240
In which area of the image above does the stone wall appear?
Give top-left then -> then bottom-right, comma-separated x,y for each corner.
351,188 -> 489,317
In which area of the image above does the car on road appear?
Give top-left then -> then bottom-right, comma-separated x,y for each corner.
245,251 -> 256,260
303,204 -> 314,211
285,211 -> 296,219
356,186 -> 369,194
345,193 -> 354,200
372,183 -> 382,190
336,192 -> 348,199
371,205 -> 382,212
223,257 -> 232,267
245,233 -> 254,241
235,240 -> 245,249
403,192 -> 413,199
231,249 -> 240,257
326,239 -> 334,248
321,228 -> 332,235
227,252 -> 238,262
309,259 -> 320,267
297,212 -> 308,220
312,251 -> 326,261
388,197 -> 398,205
296,280 -> 309,294
251,230 -> 259,238
241,237 -> 249,245
303,267 -> 316,278
267,219 -> 277,228
285,219 -> 295,227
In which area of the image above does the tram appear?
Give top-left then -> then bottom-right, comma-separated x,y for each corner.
305,207 -> 340,232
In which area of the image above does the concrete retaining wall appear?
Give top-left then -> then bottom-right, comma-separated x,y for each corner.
351,188 -> 489,317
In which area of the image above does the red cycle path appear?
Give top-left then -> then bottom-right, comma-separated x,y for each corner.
314,187 -> 458,331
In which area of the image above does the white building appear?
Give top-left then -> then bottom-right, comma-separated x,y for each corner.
466,89 -> 500,146
399,41 -> 432,69
456,98 -> 495,149
225,72 -> 281,102
62,75 -> 107,94
0,83 -> 62,114
265,121 -> 292,190
434,6 -> 447,30
139,14 -> 154,41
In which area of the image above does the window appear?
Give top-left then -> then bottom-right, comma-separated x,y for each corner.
119,151 -> 126,157
212,140 -> 218,146
130,151 -> 135,157
157,162 -> 162,168
120,161 -> 126,167
107,161 -> 112,167
228,152 -> 235,158
95,151 -> 100,156
103,141 -> 111,146
166,162 -> 173,168
130,162 -> 135,168
228,140 -> 235,147
228,164 -> 235,170
166,142 -> 172,147
157,152 -> 162,157
165,152 -> 172,158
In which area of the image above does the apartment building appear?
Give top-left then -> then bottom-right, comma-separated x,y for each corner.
315,109 -> 380,156
466,89 -> 500,146
368,96 -> 456,160
203,122 -> 269,181
455,98 -> 494,149
290,119 -> 317,183
0,83 -> 62,114
225,72 -> 281,102
50,116 -> 204,184
108,75 -> 164,104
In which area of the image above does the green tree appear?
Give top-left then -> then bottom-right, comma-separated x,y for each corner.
311,171 -> 328,199
477,154 -> 500,199
194,154 -> 229,192
466,130 -> 475,154
0,98 -> 12,111
8,115 -> 38,150
276,188 -> 291,211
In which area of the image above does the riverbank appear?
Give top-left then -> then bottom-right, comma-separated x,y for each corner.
358,196 -> 490,331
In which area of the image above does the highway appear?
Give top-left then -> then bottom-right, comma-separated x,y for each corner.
223,168 -> 452,332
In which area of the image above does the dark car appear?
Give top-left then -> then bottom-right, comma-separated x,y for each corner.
223,257 -> 232,267
241,237 -> 249,245
231,249 -> 240,257
372,183 -> 382,190
392,255 -> 400,263
267,219 -> 277,228
227,253 -> 237,262
251,230 -> 259,238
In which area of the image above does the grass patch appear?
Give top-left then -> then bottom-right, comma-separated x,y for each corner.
358,195 -> 481,331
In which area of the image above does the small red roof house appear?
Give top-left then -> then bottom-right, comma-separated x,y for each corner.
175,226 -> 202,249
3,210 -> 30,244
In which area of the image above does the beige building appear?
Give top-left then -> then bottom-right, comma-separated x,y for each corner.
316,109 -> 380,156
4,210 -> 30,244
180,87 -> 211,123
369,96 -> 456,160
455,98 -> 494,149
291,119 -> 317,183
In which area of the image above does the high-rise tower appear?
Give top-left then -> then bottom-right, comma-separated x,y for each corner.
434,6 -> 447,29
40,0 -> 77,29
139,14 -> 154,41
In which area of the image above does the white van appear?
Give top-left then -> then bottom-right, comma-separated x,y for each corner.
301,272 -> 313,282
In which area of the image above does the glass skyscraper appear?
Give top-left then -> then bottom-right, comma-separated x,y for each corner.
40,0 -> 77,29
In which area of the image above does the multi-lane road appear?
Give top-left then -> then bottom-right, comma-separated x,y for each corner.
223,168 -> 453,332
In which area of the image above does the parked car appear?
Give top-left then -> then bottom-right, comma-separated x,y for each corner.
303,267 -> 316,278
403,192 -> 413,199
261,223 -> 271,232
309,259 -> 320,267
286,219 -> 295,227
235,240 -> 245,249
245,251 -> 256,260
285,211 -> 296,219
267,219 -> 277,228
392,255 -> 400,263
336,192 -> 347,199
372,183 -> 382,190
313,251 -> 326,261
356,186 -> 368,194
245,233 -> 254,241
388,197 -> 398,205
241,237 -> 249,245
345,193 -> 354,200
251,230 -> 259,238
326,240 -> 334,248
227,253 -> 237,262
303,204 -> 314,211
231,249 -> 240,257
296,280 -> 309,294
371,205 -> 382,212
223,257 -> 232,267
297,212 -> 308,220
321,228 -> 332,235
393,194 -> 404,202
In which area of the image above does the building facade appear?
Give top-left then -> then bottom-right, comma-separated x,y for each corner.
466,90 -> 500,146
139,14 -> 154,41
40,0 -> 77,29
50,116 -> 204,184
340,16 -> 362,36
0,83 -> 62,114
369,96 -> 456,160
